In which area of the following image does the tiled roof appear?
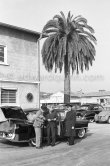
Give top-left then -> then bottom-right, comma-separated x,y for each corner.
81,91 -> 110,97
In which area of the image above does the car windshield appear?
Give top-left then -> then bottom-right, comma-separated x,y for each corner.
1,107 -> 27,120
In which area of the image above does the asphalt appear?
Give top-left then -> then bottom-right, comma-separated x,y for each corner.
0,123 -> 110,166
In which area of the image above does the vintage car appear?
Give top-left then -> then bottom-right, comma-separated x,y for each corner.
76,103 -> 104,122
94,110 -> 110,123
0,106 -> 88,146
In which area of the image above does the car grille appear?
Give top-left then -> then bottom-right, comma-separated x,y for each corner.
98,116 -> 102,119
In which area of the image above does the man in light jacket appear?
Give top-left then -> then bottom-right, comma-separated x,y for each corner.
33,109 -> 45,149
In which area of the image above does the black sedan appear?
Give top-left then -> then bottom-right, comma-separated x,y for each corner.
0,106 -> 88,146
76,103 -> 104,122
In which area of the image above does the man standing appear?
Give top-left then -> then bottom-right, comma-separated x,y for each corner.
33,109 -> 45,149
64,104 -> 76,145
46,105 -> 58,146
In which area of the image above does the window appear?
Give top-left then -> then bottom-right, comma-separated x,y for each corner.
0,45 -> 7,64
1,89 -> 16,104
100,99 -> 104,103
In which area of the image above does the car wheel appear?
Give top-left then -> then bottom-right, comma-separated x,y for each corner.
28,138 -> 36,147
77,128 -> 86,138
107,117 -> 110,124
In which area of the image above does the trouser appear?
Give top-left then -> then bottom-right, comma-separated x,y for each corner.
68,135 -> 75,145
68,129 -> 75,145
34,127 -> 41,147
47,121 -> 56,145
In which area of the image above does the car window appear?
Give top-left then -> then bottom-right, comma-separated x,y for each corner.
80,106 -> 88,110
85,112 -> 95,117
93,106 -> 99,110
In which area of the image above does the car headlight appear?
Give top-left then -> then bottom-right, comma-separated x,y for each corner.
7,132 -> 15,139
102,115 -> 107,118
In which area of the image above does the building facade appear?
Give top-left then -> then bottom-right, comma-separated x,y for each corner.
40,91 -> 81,104
0,22 -> 40,109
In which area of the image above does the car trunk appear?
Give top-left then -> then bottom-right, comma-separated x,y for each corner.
0,107 -> 27,133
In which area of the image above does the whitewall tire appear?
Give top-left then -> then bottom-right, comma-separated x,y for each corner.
77,128 -> 86,138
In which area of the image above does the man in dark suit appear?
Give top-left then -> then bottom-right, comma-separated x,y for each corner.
46,105 -> 58,146
64,104 -> 76,145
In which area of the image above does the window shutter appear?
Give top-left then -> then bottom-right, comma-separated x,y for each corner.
0,46 -> 4,62
1,89 -> 16,103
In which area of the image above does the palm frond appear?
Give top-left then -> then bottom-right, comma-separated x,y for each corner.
42,20 -> 58,33
53,13 -> 67,31
75,17 -> 87,24
41,11 -> 97,75
44,28 -> 59,34
81,24 -> 95,33
74,15 -> 82,21
60,11 -> 67,23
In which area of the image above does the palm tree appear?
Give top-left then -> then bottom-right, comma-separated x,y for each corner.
41,11 -> 97,103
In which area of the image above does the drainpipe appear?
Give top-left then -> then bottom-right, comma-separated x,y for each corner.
38,33 -> 42,109
38,39 -> 40,109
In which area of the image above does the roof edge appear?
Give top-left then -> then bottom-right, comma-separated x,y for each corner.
0,22 -> 41,37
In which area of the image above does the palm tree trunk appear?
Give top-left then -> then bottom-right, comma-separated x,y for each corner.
64,54 -> 70,103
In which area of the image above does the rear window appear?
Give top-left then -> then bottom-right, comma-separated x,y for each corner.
80,106 -> 89,110
1,107 -> 27,120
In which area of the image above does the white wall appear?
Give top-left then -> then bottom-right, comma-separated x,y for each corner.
0,81 -> 39,109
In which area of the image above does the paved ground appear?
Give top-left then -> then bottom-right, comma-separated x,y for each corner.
1,123 -> 110,166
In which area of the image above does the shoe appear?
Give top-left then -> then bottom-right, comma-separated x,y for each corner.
36,146 -> 42,149
68,142 -> 75,146
46,143 -> 51,146
51,144 -> 55,146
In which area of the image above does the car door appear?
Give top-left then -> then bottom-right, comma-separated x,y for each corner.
84,111 -> 95,120
84,105 -> 96,120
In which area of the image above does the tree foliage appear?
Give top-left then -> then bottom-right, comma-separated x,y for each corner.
41,11 -> 97,74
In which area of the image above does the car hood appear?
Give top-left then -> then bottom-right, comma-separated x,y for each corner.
98,111 -> 110,116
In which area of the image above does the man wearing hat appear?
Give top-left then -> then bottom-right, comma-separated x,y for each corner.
33,109 -> 45,149
64,104 -> 76,145
46,105 -> 58,146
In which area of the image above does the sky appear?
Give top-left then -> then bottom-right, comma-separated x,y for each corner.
0,0 -> 110,93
